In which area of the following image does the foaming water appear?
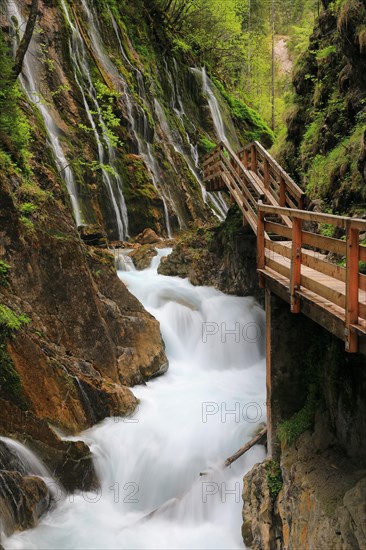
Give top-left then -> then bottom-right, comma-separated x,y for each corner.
5,250 -> 266,549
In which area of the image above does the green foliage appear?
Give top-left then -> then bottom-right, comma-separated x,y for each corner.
0,305 -> 30,338
172,37 -> 192,54
315,45 -> 337,60
265,460 -> 283,499
93,81 -> 123,148
306,125 -> 364,203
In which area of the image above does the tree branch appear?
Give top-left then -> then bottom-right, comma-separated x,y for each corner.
13,0 -> 39,79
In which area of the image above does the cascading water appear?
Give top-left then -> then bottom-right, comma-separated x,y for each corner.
158,64 -> 228,220
201,68 -> 227,144
61,0 -> 129,240
4,250 -> 266,550
0,437 -> 59,496
7,2 -> 83,227
108,10 -> 174,236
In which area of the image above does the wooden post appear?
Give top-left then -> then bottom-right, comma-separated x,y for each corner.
265,288 -> 273,458
298,194 -> 305,210
279,176 -> 286,207
243,149 -> 249,169
257,205 -> 265,277
345,221 -> 359,353
251,144 -> 257,173
290,217 -> 302,313
264,158 -> 270,190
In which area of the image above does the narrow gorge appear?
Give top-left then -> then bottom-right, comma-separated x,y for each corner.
0,0 -> 365,549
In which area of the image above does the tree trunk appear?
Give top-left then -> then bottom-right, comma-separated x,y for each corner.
13,0 -> 39,79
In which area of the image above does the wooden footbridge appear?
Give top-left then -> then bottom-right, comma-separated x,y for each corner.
203,141 -> 366,354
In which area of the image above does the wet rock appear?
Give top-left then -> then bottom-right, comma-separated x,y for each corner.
243,421 -> 366,550
0,471 -> 50,536
242,461 -> 276,550
0,399 -> 97,493
129,245 -> 158,270
78,224 -> 108,247
135,228 -> 162,245
158,207 -> 263,302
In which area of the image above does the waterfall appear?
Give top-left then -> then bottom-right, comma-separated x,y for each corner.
113,248 -> 136,272
7,3 -> 83,227
61,0 -> 129,241
5,250 -> 266,550
161,62 -> 229,219
201,67 -> 228,144
0,437 -> 59,496
108,10 -> 174,236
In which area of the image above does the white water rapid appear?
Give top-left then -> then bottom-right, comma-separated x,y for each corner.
4,250 -> 266,550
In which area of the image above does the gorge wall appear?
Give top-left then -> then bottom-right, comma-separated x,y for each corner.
0,0 -> 273,539
278,0 -> 366,216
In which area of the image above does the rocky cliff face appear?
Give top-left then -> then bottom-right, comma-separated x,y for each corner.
278,0 -> 366,215
157,206 -> 263,302
1,0 -> 272,242
242,319 -> 366,550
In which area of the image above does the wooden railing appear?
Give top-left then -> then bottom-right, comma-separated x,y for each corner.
238,142 -> 305,212
258,203 -> 366,352
203,142 -> 264,233
203,140 -> 366,353
203,141 -> 305,232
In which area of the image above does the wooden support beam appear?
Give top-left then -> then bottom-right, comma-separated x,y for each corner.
257,208 -> 265,272
279,176 -> 286,207
265,288 -> 273,458
345,222 -> 359,352
290,217 -> 302,313
251,144 -> 257,173
243,149 -> 249,169
264,158 -> 270,190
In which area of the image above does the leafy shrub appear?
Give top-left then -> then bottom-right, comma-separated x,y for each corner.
0,261 -> 11,287
0,305 -> 30,338
265,460 -> 283,499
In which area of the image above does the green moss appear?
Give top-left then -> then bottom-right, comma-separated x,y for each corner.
212,77 -> 274,145
278,394 -> 317,446
19,202 -> 37,216
265,460 -> 283,499
19,216 -> 35,234
198,137 -> 216,156
278,330 -> 328,446
0,345 -> 28,409
0,261 -> 11,287
306,125 -> 364,206
0,34 -> 33,173
218,204 -> 243,240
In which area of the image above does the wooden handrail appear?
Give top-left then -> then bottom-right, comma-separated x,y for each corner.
204,141 -> 366,353
258,203 -> 366,231
258,203 -> 366,353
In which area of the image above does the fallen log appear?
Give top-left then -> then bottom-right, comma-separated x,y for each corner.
224,426 -> 267,468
